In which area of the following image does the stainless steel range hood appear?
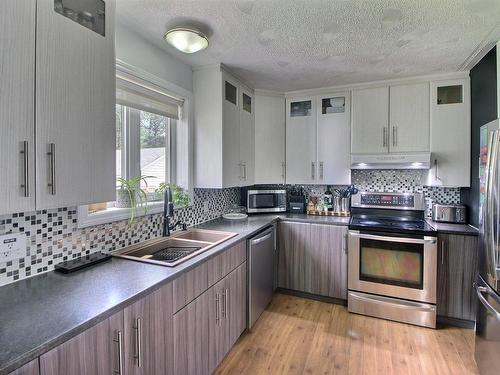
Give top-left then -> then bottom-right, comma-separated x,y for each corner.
351,153 -> 431,170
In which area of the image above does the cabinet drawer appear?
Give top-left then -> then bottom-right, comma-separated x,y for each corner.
173,241 -> 247,312
173,262 -> 209,313
8,359 -> 39,375
207,240 -> 246,286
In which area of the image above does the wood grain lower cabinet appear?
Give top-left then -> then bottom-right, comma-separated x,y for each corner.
278,221 -> 348,299
123,283 -> 173,375
174,262 -> 247,375
173,290 -> 210,375
437,233 -> 478,321
39,283 -> 173,375
8,359 -> 39,375
39,311 -> 124,375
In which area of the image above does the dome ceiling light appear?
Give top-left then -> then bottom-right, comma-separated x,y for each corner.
164,27 -> 209,53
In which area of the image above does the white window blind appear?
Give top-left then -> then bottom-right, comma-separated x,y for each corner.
116,74 -> 184,119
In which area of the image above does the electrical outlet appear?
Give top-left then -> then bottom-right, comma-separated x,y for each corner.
0,233 -> 26,263
203,201 -> 210,213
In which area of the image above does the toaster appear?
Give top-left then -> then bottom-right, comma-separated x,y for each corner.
432,204 -> 466,223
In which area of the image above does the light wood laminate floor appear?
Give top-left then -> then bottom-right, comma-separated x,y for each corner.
215,293 -> 478,375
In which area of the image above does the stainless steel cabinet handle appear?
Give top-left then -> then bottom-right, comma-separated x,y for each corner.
383,127 -> 387,147
215,294 -> 220,325
343,232 -> 348,254
47,143 -> 56,195
395,126 -> 398,147
20,141 -> 29,197
281,162 -> 286,179
134,318 -> 143,368
221,290 -> 226,319
311,162 -> 315,180
319,161 -> 324,180
392,127 -> 396,147
243,162 -> 247,181
225,288 -> 229,320
113,331 -> 124,375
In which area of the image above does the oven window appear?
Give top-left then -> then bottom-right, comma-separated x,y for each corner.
250,194 -> 275,208
359,239 -> 424,289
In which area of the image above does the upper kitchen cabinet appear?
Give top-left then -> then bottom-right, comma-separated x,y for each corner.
0,0 -> 36,215
351,87 -> 389,154
254,91 -> 286,184
427,78 -> 471,187
351,82 -> 430,155
286,97 -> 317,184
36,0 -> 116,209
317,93 -> 351,185
239,87 -> 255,185
389,82 -> 430,152
194,65 -> 255,188
286,92 -> 351,185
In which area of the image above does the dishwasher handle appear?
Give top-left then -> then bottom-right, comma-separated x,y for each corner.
250,228 -> 274,246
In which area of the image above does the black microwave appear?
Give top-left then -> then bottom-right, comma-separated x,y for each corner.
246,190 -> 287,213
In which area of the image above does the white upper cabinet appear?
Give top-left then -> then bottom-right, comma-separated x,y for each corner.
352,83 -> 431,156
0,0 -> 36,215
36,0 -> 116,209
286,97 -> 317,184
351,87 -> 389,154
239,88 -> 255,185
317,93 -> 351,185
194,65 -> 255,188
222,75 -> 242,188
0,0 -> 116,214
389,83 -> 430,152
254,93 -> 285,184
427,78 -> 471,187
286,93 -> 351,185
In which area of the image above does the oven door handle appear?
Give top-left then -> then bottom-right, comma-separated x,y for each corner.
349,231 -> 436,245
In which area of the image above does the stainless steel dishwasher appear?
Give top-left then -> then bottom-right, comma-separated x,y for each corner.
248,225 -> 275,329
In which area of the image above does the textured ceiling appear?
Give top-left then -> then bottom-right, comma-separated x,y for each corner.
116,0 -> 500,91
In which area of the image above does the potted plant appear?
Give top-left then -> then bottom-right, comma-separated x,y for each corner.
116,175 -> 154,223
155,182 -> 191,207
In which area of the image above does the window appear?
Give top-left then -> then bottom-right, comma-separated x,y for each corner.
78,66 -> 192,228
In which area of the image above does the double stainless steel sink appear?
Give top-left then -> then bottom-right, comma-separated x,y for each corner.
112,229 -> 238,267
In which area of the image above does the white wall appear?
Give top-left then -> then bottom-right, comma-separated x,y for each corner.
115,22 -> 193,93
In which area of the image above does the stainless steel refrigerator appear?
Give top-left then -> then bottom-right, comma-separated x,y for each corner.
475,119 -> 500,375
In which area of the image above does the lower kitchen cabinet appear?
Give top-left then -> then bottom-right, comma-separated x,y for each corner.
123,284 -> 174,375
39,283 -> 173,375
174,262 -> 247,375
278,221 -> 348,300
173,290 -> 210,375
8,359 -> 39,375
437,233 -> 478,321
39,311 -> 124,375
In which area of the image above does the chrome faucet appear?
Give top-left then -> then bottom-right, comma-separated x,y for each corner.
162,186 -> 187,236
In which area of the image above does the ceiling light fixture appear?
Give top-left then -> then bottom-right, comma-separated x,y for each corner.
164,27 -> 209,54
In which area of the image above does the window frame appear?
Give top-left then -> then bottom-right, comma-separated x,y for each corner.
78,60 -> 194,228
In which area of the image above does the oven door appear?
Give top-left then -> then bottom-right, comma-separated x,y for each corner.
348,230 -> 437,304
247,190 -> 285,213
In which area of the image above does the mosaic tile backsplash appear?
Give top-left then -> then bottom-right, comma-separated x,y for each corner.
0,188 -> 240,287
0,170 -> 461,287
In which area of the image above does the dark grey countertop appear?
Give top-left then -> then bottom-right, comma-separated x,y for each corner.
1,213 -> 350,374
426,219 -> 479,236
0,212 -> 473,373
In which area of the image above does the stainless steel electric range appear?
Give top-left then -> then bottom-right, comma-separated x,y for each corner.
348,192 -> 438,328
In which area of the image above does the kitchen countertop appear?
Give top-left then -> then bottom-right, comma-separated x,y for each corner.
0,213 -> 350,374
426,219 -> 479,236
0,212 -> 473,373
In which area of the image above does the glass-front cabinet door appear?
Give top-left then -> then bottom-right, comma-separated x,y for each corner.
316,92 -> 351,185
286,97 -> 316,184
